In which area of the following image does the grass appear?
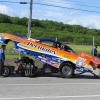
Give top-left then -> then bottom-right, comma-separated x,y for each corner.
0,41 -> 99,59
68,44 -> 100,54
67,44 -> 92,54
5,54 -> 33,59
5,54 -> 20,59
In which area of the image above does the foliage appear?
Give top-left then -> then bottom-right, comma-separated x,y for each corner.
0,13 -> 100,45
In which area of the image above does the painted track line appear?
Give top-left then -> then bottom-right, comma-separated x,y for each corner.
0,95 -> 100,99
0,83 -> 100,86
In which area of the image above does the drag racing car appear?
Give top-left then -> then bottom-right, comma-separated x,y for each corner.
0,33 -> 100,78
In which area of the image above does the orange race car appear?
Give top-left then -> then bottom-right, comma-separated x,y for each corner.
0,33 -> 100,78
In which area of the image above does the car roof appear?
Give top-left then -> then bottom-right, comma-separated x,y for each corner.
35,38 -> 59,43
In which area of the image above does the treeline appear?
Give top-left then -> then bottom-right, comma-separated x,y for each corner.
0,13 -> 100,44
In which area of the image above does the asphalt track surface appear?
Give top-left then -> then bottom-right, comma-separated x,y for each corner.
0,59 -> 100,100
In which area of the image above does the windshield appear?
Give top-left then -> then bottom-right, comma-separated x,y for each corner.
64,45 -> 76,53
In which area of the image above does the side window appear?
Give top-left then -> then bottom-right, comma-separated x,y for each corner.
56,43 -> 61,48
52,42 -> 61,48
40,41 -> 54,46
52,42 -> 57,48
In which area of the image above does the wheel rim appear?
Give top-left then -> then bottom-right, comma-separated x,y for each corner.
62,65 -> 71,76
2,67 -> 10,76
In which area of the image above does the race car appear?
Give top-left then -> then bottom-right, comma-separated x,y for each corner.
0,33 -> 100,78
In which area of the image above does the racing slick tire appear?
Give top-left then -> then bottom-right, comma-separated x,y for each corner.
2,66 -> 11,77
59,62 -> 74,78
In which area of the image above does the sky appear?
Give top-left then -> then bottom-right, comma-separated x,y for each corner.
0,0 -> 100,29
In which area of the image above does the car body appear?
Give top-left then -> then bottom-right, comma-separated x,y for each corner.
0,33 -> 100,78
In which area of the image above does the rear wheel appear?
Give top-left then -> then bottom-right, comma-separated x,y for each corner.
2,66 -> 11,77
59,62 -> 74,78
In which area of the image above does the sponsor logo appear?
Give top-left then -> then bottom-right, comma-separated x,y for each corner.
27,42 -> 56,54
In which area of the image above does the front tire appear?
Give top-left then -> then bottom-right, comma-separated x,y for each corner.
2,66 -> 11,77
59,62 -> 74,78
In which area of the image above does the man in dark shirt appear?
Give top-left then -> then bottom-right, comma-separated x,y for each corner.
91,45 -> 98,56
0,45 -> 6,76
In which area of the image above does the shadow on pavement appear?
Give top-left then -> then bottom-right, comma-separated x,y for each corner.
9,73 -> 100,79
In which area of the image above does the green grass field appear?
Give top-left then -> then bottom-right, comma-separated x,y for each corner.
67,44 -> 93,53
0,41 -> 99,59
68,44 -> 100,54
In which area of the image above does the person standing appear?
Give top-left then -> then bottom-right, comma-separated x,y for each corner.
0,44 -> 6,76
91,45 -> 98,56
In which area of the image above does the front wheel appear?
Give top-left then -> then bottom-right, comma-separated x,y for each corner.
2,66 -> 11,77
59,62 -> 74,78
